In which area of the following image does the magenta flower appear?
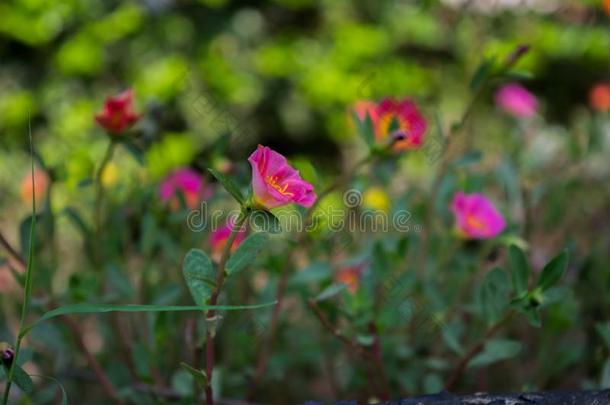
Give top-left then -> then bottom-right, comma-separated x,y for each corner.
159,168 -> 203,210
374,98 -> 427,152
248,145 -> 317,209
209,221 -> 247,261
95,89 -> 141,134
451,192 -> 506,239
495,83 -> 538,118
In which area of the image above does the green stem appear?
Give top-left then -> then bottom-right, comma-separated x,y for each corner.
204,209 -> 250,405
94,139 -> 116,243
3,124 -> 37,405
248,153 -> 374,400
444,310 -> 514,390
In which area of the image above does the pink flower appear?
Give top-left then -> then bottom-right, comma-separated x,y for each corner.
451,192 -> 506,239
495,83 -> 538,118
248,145 -> 317,209
209,222 -> 247,261
374,98 -> 427,152
95,89 -> 141,134
159,168 -> 203,210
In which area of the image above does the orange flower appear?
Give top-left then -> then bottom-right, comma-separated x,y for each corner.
589,83 -> 610,112
335,263 -> 366,294
604,0 -> 610,16
20,169 -> 50,206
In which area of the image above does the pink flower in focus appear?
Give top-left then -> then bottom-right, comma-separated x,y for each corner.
495,83 -> 538,118
209,222 -> 247,261
159,168 -> 203,210
451,192 -> 506,239
374,98 -> 427,152
95,89 -> 141,134
248,145 -> 317,209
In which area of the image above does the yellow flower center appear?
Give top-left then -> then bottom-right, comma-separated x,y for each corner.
265,175 -> 294,197
466,214 -> 487,231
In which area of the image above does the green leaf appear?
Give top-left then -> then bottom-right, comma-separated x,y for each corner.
536,250 -> 569,291
289,262 -> 332,286
33,375 -> 68,405
226,232 -> 268,276
509,245 -> 529,297
250,209 -> 282,234
468,339 -> 521,368
352,111 -> 374,147
470,57 -> 496,91
182,249 -> 216,306
596,323 -> 610,349
478,268 -> 510,324
315,283 -> 346,301
451,150 -> 482,168
180,362 -> 208,388
3,363 -> 33,393
208,168 -> 245,205
21,301 -> 277,338
132,343 -> 151,379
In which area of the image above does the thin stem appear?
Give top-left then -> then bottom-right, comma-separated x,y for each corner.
0,232 -> 26,269
204,210 -> 250,405
3,121 -> 37,405
248,153 -> 373,399
444,311 -> 514,390
307,300 -> 374,360
94,139 -> 116,246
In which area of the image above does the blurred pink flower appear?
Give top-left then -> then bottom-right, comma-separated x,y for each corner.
248,145 -> 316,209
209,222 -> 247,261
374,98 -> 427,152
589,83 -> 610,112
95,89 -> 140,134
495,83 -> 538,118
451,192 -> 506,239
159,168 -> 203,210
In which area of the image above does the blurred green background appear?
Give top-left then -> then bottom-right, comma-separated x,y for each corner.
1,0 -> 609,203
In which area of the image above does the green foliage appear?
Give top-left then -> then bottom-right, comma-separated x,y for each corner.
208,168 -> 245,205
182,249 -> 216,306
226,232 -> 268,276
536,250 -> 569,292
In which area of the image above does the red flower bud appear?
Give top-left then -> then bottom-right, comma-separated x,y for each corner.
94,89 -> 141,135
